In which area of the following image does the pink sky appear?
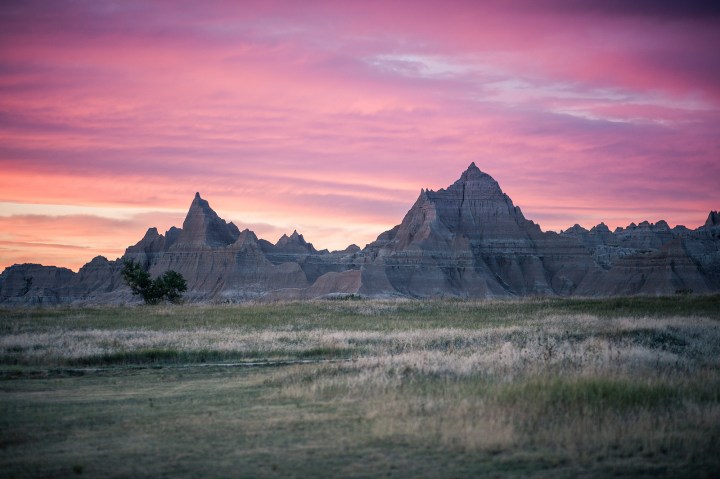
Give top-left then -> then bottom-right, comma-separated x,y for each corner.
1,0 -> 719,271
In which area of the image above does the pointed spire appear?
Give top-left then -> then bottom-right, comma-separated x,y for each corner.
173,193 -> 237,248
274,230 -> 316,253
705,211 -> 719,227
446,161 -> 503,199
141,227 -> 160,240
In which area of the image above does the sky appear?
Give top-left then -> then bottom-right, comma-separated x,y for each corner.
1,0 -> 719,271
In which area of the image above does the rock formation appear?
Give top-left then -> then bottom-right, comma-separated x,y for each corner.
0,264 -> 76,305
1,164 -> 718,304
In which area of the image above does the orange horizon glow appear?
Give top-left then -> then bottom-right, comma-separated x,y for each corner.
1,1 -> 718,272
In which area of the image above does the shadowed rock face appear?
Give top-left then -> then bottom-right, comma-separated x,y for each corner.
173,193 -> 240,249
0,264 -> 76,305
1,165 -> 718,304
363,163 -> 594,297
274,231 -> 317,254
424,162 -> 537,243
706,211 -> 720,228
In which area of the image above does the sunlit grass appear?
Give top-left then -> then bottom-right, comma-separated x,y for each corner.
1,296 -> 719,477
2,294 -> 718,334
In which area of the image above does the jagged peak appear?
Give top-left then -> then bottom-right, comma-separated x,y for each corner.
611,219 -> 677,235
188,192 -> 214,211
241,229 -> 259,240
418,163 -> 501,203
87,255 -> 109,264
460,161 -> 488,179
705,210 -> 720,227
638,220 -> 670,230
343,244 -> 361,253
231,228 -> 259,246
591,222 -> 611,233
186,192 -> 222,218
126,227 -> 164,254
227,221 -> 240,238
173,192 -> 238,248
443,162 -> 504,199
164,226 -> 181,241
277,230 -> 307,246
619,220 -> 672,232
142,227 -> 161,239
274,229 -> 317,253
655,220 -> 670,231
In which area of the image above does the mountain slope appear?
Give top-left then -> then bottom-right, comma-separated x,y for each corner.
1,165 -> 717,304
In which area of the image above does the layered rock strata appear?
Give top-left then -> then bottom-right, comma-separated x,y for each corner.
1,164 -> 718,304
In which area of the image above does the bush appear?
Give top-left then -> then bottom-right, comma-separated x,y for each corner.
121,260 -> 187,304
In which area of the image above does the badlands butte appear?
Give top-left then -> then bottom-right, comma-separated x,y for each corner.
1,163 -> 719,305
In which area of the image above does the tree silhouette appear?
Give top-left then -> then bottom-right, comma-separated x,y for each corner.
121,260 -> 187,304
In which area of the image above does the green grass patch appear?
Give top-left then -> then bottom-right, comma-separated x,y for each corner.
498,377 -> 685,411
1,297 -> 720,477
1,295 -> 718,335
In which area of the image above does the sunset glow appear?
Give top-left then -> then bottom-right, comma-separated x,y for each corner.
1,1 -> 718,271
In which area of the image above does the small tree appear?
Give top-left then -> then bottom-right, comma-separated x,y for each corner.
155,270 -> 187,303
121,260 -> 187,304
121,260 -> 153,302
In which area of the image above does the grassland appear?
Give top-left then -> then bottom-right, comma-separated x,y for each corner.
1,296 -> 719,478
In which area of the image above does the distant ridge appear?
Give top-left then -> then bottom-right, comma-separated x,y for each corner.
1,164 -> 719,304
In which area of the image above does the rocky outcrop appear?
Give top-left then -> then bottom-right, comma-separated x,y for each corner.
1,164 -> 718,304
73,256 -> 125,296
273,230 -> 318,254
125,227 -> 170,268
683,215 -> 720,289
361,163 -> 600,297
557,213 -> 720,294
705,211 -> 720,228
593,238 -> 712,295
172,193 -> 240,249
0,263 -> 76,305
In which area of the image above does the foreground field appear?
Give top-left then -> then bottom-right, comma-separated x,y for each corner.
1,296 -> 719,478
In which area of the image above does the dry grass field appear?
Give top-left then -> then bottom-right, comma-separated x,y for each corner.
1,296 -> 719,478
